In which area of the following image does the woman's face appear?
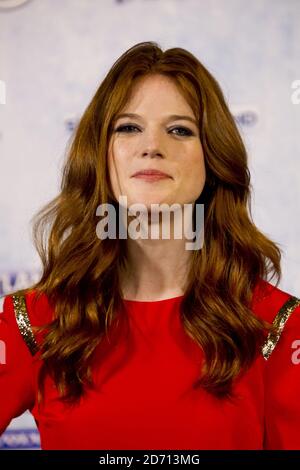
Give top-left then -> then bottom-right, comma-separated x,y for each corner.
108,74 -> 206,210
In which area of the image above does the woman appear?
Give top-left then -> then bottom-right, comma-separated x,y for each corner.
0,41 -> 299,450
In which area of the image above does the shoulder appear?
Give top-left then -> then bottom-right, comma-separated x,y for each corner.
251,278 -> 300,361
251,278 -> 299,322
1,289 -> 53,322
0,290 -> 54,356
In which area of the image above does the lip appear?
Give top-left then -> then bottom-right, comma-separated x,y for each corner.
131,169 -> 171,178
132,174 -> 170,182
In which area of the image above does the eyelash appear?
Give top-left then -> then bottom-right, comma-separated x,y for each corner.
114,124 -> 194,137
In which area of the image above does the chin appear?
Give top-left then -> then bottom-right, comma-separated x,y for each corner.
134,198 -> 173,210
119,193 -> 180,211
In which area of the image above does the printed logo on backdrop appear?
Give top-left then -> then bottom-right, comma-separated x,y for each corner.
0,429 -> 40,449
230,106 -> 258,127
0,270 -> 41,297
65,115 -> 79,133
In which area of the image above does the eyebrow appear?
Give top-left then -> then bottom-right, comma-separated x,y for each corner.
115,113 -> 198,126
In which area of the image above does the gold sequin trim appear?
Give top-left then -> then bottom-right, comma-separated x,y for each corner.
12,295 -> 38,356
262,296 -> 300,360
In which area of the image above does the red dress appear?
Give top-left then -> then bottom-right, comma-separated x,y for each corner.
0,279 -> 300,450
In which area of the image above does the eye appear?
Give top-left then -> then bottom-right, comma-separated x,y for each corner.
169,126 -> 194,137
114,124 -> 140,133
114,124 -> 195,136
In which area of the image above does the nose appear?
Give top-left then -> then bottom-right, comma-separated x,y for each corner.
142,148 -> 164,158
140,128 -> 165,158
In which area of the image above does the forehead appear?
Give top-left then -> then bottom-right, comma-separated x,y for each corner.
122,74 -> 194,113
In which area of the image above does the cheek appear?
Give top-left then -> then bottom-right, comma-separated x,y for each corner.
107,141 -> 134,198
181,148 -> 206,199
109,141 -> 135,179
108,141 -> 126,175
183,147 -> 205,178
113,139 -> 134,158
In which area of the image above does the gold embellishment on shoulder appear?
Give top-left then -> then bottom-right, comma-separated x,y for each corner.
12,295 -> 39,356
262,296 -> 300,361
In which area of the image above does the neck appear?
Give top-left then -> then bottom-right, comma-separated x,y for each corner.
119,236 -> 191,301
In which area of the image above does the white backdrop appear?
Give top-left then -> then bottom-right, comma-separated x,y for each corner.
0,0 -> 299,449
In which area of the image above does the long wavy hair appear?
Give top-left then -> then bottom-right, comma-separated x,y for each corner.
15,41 -> 281,402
